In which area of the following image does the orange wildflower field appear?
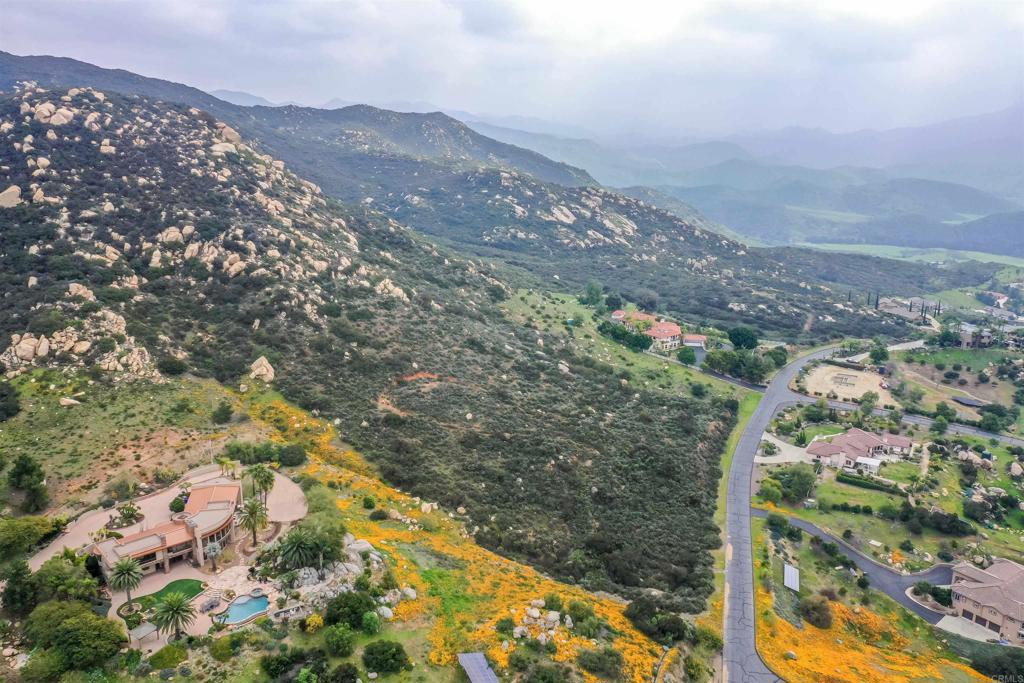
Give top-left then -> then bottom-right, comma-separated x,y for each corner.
248,393 -> 664,683
751,530 -> 988,683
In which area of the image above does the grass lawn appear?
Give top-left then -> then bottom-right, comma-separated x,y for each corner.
800,424 -> 845,441
135,578 -> 205,611
879,460 -> 921,485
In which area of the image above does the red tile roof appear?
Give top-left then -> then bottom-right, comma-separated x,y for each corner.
648,321 -> 682,339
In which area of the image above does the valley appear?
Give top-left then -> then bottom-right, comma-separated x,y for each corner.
0,40 -> 1021,683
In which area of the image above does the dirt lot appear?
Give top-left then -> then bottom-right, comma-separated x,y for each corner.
800,363 -> 897,405
894,361 -> 1012,414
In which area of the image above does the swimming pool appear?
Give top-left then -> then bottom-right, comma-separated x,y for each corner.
216,594 -> 269,625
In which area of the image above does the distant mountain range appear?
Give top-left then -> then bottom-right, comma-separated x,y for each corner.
1,49 -> 991,343
468,109 -> 1023,254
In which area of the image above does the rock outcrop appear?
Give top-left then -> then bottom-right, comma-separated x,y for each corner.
249,356 -> 275,382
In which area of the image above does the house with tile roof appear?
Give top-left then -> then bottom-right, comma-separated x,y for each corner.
92,478 -> 243,578
951,558 -> 1024,643
648,321 -> 682,351
806,427 -> 914,469
682,334 -> 708,350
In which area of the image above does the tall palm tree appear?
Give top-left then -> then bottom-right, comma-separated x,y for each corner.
152,592 -> 196,641
238,497 -> 268,546
247,463 -> 275,503
109,557 -> 143,613
205,541 -> 223,572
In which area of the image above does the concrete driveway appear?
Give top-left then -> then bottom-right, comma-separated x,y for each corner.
31,464 -> 227,570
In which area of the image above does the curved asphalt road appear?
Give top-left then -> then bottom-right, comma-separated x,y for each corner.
722,346 -> 1022,682
749,508 -> 952,624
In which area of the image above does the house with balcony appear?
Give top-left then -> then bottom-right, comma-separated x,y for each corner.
92,479 -> 243,578
950,558 -> 1024,644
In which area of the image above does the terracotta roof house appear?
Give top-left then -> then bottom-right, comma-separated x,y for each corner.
683,334 -> 708,349
806,427 -> 914,469
951,558 -> 1024,643
648,321 -> 682,351
611,310 -> 657,332
92,479 -> 242,578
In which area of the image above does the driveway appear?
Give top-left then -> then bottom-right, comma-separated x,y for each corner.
751,508 -> 951,624
753,433 -> 813,465
266,470 -> 307,523
31,464 -> 227,570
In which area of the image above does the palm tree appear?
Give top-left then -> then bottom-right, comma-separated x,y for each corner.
109,557 -> 143,613
238,497 -> 268,546
247,463 -> 275,503
152,591 -> 196,641
278,527 -> 320,570
216,455 -> 231,476
205,541 -> 223,572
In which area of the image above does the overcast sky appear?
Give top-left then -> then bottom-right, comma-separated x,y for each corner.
4,0 -> 1022,138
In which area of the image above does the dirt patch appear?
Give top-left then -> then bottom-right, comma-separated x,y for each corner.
801,364 -> 896,405
55,421 -> 268,514
894,362 -> 1010,417
376,394 -> 409,416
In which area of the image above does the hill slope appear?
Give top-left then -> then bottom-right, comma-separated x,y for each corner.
0,83 -> 738,613
0,51 -> 595,188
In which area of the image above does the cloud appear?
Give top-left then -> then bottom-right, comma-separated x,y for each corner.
3,0 -> 1021,137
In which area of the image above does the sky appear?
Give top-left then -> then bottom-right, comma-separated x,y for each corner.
4,0 -> 1023,139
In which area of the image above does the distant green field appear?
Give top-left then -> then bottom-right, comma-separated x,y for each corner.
784,206 -> 870,224
804,243 -> 1024,268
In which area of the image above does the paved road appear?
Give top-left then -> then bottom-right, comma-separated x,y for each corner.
750,509 -> 952,624
721,345 -> 1020,682
723,346 -> 838,683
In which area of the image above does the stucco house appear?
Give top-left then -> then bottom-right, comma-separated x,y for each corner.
806,428 -> 914,469
92,479 -> 243,578
682,334 -> 708,350
648,321 -> 682,351
950,558 -> 1024,644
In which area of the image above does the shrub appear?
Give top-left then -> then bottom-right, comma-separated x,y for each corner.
326,662 -> 360,683
695,624 -> 723,651
362,640 -> 410,673
577,647 -> 624,680
496,617 -> 516,635
169,497 -> 186,513
543,593 -> 563,612
527,664 -> 566,683
209,636 -> 235,662
369,509 -> 388,521
149,644 -> 187,669
278,443 -> 307,466
323,626 -> 356,655
326,592 -> 376,628
157,357 -> 188,375
361,610 -> 381,635
211,401 -> 233,424
362,496 -> 376,509
798,595 -> 833,629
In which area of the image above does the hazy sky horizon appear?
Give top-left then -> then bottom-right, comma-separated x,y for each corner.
5,0 -> 1022,139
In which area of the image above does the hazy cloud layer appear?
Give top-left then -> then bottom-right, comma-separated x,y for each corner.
4,0 -> 1022,138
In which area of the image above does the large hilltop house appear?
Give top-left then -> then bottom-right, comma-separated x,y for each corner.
806,428 -> 914,470
610,310 -> 682,351
92,479 -> 243,579
951,558 -> 1024,644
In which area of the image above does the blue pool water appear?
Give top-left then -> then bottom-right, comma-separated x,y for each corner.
217,594 -> 269,624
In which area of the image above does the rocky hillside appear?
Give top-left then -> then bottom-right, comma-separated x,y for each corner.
0,52 -> 994,341
0,51 -> 594,188
0,83 -> 736,613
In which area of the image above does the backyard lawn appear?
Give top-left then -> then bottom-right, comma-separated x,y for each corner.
135,578 -> 205,611
879,460 -> 922,485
